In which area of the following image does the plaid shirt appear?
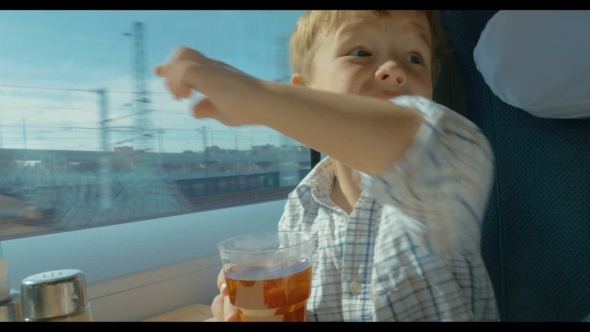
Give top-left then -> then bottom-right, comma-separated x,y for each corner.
278,96 -> 499,321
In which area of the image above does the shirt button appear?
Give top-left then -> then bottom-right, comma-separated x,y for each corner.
339,218 -> 347,225
348,281 -> 362,293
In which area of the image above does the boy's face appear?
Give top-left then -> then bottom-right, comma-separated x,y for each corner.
294,11 -> 433,100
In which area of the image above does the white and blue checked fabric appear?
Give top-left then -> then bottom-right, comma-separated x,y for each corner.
278,96 -> 499,321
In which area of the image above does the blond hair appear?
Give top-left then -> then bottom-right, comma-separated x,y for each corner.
289,10 -> 448,85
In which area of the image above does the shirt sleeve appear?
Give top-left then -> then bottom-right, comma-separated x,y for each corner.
359,95 -> 495,254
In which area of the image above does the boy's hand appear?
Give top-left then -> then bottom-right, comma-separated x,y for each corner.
211,268 -> 238,322
154,46 -> 264,127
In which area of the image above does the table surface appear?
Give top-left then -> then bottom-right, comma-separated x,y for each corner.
144,304 -> 217,322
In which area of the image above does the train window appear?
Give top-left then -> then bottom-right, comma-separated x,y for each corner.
0,10 -> 310,241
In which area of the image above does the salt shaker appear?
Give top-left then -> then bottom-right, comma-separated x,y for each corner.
21,269 -> 93,322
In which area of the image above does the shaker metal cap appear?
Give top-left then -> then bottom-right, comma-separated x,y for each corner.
0,289 -> 23,322
20,269 -> 88,320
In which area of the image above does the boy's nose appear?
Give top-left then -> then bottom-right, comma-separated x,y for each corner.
375,60 -> 406,87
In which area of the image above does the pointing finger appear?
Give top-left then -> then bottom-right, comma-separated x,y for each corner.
154,64 -> 167,77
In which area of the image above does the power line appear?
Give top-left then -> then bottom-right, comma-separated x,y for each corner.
0,125 -> 105,130
106,109 -> 185,119
0,124 -> 272,134
0,84 -> 169,95
0,84 -> 96,93
0,106 -> 98,110
1,135 -> 260,141
0,105 -> 188,119
1,137 -> 109,141
0,123 -> 264,132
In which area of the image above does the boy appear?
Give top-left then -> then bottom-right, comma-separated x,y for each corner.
155,10 -> 498,321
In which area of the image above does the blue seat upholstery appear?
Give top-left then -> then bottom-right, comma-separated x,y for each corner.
440,10 -> 590,322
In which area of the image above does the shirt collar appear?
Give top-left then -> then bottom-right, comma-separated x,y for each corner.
295,156 -> 335,206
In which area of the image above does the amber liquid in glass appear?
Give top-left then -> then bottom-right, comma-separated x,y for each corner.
225,258 -> 311,322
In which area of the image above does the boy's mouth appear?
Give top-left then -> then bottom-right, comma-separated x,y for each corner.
373,91 -> 399,99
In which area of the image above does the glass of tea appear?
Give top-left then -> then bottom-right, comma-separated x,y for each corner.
217,231 -> 314,322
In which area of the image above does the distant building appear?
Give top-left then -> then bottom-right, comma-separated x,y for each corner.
114,146 -> 134,152
205,145 -> 225,153
250,144 -> 278,155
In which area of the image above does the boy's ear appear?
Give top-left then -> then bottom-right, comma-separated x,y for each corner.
291,73 -> 305,86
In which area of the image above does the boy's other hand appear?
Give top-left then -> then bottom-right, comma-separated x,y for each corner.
211,268 -> 238,322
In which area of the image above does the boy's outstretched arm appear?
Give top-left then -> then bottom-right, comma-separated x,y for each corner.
154,47 -> 423,177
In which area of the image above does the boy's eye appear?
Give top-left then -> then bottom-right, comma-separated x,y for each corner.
349,49 -> 371,57
405,53 -> 423,64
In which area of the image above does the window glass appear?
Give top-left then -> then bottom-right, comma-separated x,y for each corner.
0,10 -> 310,240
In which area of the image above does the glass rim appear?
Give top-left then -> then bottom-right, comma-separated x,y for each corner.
217,231 -> 314,254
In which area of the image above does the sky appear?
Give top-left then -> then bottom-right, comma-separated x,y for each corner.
0,10 -> 305,153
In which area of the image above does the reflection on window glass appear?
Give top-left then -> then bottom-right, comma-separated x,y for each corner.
0,10 -> 310,240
